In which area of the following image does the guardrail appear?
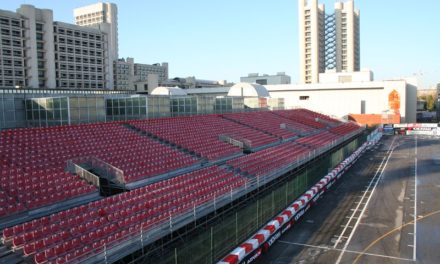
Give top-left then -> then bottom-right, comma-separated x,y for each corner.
219,134 -> 253,149
66,156 -> 125,185
65,128 -> 366,264
66,161 -> 101,188
218,137 -> 373,264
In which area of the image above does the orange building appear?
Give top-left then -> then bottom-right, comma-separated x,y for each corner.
348,113 -> 401,127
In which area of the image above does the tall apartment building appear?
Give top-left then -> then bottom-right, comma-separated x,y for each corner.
0,5 -> 111,89
334,1 -> 360,73
299,0 -> 360,84
298,0 -> 325,84
74,2 -> 118,90
74,3 -> 117,60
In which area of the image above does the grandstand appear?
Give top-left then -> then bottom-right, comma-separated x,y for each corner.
0,109 -> 365,264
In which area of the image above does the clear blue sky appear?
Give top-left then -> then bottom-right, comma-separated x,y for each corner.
3,0 -> 440,88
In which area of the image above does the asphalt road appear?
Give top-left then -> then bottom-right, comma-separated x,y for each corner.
257,135 -> 440,264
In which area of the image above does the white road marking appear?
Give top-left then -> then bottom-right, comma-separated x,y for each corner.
334,137 -> 396,264
415,135 -> 417,155
412,135 -> 417,261
278,240 -> 414,262
413,156 -> 417,261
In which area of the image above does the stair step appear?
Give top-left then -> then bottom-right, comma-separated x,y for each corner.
123,124 -> 202,160
0,245 -> 11,257
0,251 -> 24,264
220,115 -> 279,138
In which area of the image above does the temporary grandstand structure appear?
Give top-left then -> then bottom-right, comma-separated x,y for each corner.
0,109 -> 365,264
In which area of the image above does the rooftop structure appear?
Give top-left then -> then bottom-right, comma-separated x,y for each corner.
240,72 -> 291,85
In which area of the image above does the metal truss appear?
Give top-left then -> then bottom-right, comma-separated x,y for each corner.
325,14 -> 336,70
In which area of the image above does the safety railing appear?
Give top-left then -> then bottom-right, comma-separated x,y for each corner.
66,156 -> 125,185
280,123 -> 307,136
219,134 -> 252,149
66,160 -> 101,188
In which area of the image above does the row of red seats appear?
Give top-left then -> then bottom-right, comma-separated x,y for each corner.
227,142 -> 310,177
296,131 -> 340,148
329,123 -> 360,135
272,109 -> 327,129
130,115 -> 278,160
290,109 -> 340,126
0,170 -> 96,218
222,111 -> 308,139
2,166 -> 248,264
0,123 -> 200,218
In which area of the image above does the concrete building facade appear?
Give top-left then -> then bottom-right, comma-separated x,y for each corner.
298,0 -> 360,83
114,57 -> 168,91
53,22 -> 109,89
74,2 -> 118,64
298,0 -> 325,84
74,2 -> 118,90
0,5 -> 111,89
240,72 -> 291,85
334,1 -> 360,72
0,9 -> 30,89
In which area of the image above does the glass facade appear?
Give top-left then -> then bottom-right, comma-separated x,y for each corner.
106,96 -> 148,121
25,97 -> 69,127
106,96 -> 171,121
1,88 -> 284,130
0,88 -> 133,130
69,96 -> 106,124
25,96 -> 106,126
147,96 -> 171,118
170,97 -> 198,116
214,97 -> 244,113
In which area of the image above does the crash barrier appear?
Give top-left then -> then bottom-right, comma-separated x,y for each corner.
217,139 -> 376,264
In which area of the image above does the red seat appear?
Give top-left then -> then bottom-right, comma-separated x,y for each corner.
34,252 -> 47,264
23,243 -> 35,256
2,227 -> 13,239
12,235 -> 24,247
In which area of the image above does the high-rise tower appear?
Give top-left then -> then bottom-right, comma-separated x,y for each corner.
74,2 -> 118,89
74,3 -> 118,61
298,0 -> 325,84
299,0 -> 360,84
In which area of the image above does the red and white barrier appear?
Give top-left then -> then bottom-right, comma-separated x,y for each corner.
218,142 -> 369,264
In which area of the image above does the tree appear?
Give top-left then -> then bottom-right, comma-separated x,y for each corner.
426,94 -> 435,111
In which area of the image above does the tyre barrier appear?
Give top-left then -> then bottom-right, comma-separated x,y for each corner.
218,142 -> 370,264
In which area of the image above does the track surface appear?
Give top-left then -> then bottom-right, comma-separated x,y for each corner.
257,136 -> 440,264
